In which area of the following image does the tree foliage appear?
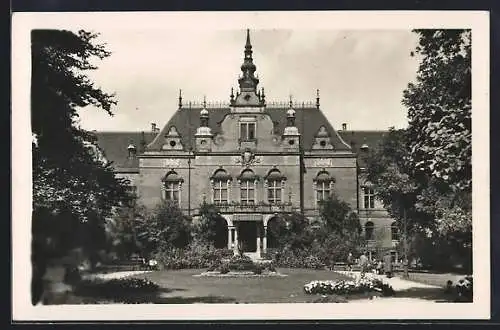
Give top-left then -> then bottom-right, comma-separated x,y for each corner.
135,201 -> 192,255
365,29 -> 472,271
31,29 -> 132,304
193,203 -> 228,248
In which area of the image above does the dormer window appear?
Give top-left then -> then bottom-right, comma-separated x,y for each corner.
240,122 -> 256,141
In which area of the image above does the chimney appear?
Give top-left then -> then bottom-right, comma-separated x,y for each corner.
151,123 -> 157,133
342,123 -> 347,131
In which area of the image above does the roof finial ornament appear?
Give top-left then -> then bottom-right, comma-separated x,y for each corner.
316,89 -> 320,109
178,89 -> 183,109
289,94 -> 293,108
203,95 -> 207,108
245,28 -> 251,48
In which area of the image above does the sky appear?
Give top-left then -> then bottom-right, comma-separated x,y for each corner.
28,13 -> 422,132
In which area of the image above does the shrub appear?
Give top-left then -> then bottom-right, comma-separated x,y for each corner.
227,254 -> 256,271
253,264 -> 263,274
455,275 -> 473,302
154,242 -> 232,270
73,278 -> 159,303
219,264 -> 230,274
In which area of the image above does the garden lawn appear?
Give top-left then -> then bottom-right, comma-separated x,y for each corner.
129,268 -> 357,304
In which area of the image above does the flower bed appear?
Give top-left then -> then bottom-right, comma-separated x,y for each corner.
304,274 -> 394,297
197,255 -> 282,277
73,277 -> 160,303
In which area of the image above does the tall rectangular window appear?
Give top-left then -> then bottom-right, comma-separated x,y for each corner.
267,181 -> 282,204
363,187 -> 375,209
240,122 -> 256,141
316,182 -> 330,204
240,181 -> 255,205
213,180 -> 229,205
165,182 -> 180,202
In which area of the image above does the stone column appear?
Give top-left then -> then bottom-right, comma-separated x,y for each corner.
234,226 -> 239,255
263,226 -> 267,253
256,224 -> 261,257
227,226 -> 233,249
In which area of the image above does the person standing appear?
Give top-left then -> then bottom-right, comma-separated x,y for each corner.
383,253 -> 393,278
359,251 -> 369,277
346,252 -> 354,271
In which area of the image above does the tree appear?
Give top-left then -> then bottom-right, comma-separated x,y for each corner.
31,29 -> 132,305
317,194 -> 363,263
366,29 -> 472,273
193,203 -> 228,248
135,200 -> 192,256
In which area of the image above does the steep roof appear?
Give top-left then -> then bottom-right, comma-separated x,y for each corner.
147,106 -> 352,151
92,123 -> 388,172
92,131 -> 157,172
337,130 -> 388,168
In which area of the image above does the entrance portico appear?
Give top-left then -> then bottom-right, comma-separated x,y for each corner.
228,213 -> 268,260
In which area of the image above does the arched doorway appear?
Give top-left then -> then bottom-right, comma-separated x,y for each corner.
213,215 -> 228,249
266,216 -> 285,250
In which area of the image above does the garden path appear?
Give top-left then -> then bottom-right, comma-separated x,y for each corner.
336,271 -> 441,291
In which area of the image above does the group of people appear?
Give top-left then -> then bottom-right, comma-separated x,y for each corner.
346,251 -> 394,278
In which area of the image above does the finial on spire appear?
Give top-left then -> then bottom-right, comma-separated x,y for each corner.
261,87 -> 266,106
245,29 -> 251,48
203,95 -> 207,108
316,89 -> 320,109
230,87 -> 235,104
289,95 -> 293,108
178,89 -> 183,108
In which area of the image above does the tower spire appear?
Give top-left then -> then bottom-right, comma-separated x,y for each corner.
178,89 -> 183,108
238,29 -> 259,93
316,89 -> 320,109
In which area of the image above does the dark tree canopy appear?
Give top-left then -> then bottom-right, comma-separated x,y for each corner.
31,29 -> 132,304
365,29 -> 472,272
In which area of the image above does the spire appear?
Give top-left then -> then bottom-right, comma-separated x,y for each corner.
178,89 -> 183,108
238,29 -> 259,92
316,89 -> 320,109
230,87 -> 235,104
261,87 -> 266,105
289,95 -> 293,108
203,95 -> 207,108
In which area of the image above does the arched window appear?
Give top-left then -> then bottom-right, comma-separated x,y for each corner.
391,222 -> 399,241
365,221 -> 374,240
210,169 -> 232,205
238,169 -> 257,205
314,170 -> 334,204
162,170 -> 183,204
265,169 -> 286,205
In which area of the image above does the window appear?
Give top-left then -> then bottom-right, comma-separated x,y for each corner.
316,182 -> 330,203
365,221 -> 374,240
213,180 -> 228,205
163,171 -> 183,204
314,171 -> 333,205
267,180 -> 282,204
240,181 -> 255,205
240,122 -> 256,141
363,187 -> 375,209
165,182 -> 180,202
391,222 -> 399,241
211,169 -> 231,205
266,169 -> 285,205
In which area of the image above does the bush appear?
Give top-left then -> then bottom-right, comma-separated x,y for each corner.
73,278 -> 159,303
227,254 -> 256,271
219,264 -> 230,274
267,249 -> 325,269
154,242 -> 232,270
253,264 -> 263,274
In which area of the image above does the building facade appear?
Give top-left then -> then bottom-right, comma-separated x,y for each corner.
95,30 -> 399,260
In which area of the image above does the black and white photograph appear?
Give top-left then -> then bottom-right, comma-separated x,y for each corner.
12,11 -> 490,320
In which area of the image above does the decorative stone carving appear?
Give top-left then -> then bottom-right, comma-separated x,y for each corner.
311,158 -> 334,167
233,150 -> 262,166
164,159 -> 182,167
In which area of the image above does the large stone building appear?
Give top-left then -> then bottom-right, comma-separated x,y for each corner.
95,30 -> 399,260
